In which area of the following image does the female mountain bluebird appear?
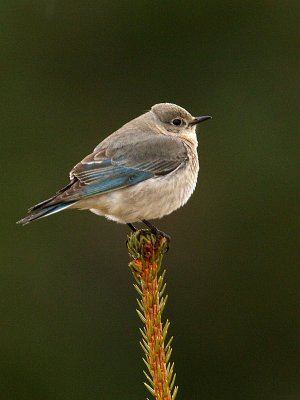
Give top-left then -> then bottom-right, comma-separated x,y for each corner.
17,103 -> 211,235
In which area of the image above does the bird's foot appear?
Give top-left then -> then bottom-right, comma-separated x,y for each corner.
126,221 -> 170,252
142,220 -> 171,251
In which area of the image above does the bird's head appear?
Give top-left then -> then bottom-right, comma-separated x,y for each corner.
150,103 -> 211,139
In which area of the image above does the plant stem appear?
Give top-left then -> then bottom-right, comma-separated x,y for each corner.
127,231 -> 178,400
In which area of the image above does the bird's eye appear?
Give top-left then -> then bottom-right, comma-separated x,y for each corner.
171,118 -> 183,126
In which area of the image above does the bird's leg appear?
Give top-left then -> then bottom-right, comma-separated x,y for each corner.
126,223 -> 138,248
142,219 -> 171,250
127,223 -> 137,232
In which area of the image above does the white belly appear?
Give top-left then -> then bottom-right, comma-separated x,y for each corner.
75,156 -> 199,223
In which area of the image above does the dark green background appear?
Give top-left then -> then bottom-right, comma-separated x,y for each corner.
1,1 -> 299,399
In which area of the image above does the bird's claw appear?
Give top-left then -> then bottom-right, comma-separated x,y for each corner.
153,229 -> 170,252
126,228 -> 170,252
140,228 -> 170,252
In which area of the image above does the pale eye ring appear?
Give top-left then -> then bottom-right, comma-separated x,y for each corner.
171,118 -> 184,126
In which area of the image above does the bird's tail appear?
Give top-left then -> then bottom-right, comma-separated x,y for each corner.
17,199 -> 76,225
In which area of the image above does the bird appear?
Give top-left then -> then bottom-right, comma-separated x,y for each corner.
17,103 -> 211,237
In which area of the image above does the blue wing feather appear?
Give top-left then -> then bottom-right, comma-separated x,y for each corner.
21,132 -> 187,212
78,167 -> 153,197
17,126 -> 188,224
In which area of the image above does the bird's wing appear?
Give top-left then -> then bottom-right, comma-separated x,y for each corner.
49,130 -> 188,204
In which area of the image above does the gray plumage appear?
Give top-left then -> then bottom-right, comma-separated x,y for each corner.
17,103 -> 211,225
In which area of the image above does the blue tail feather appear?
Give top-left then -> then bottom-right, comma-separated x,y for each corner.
17,202 -> 75,225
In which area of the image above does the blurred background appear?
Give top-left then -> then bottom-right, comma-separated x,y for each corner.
1,1 -> 299,399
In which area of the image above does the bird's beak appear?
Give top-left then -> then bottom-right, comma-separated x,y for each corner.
190,116 -> 212,125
